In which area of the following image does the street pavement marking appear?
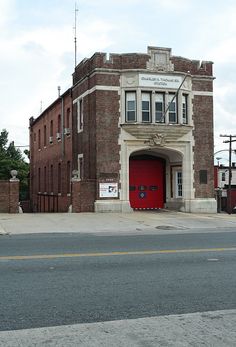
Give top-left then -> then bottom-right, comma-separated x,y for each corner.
0,247 -> 236,261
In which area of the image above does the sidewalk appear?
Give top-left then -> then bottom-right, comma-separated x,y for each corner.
1,309 -> 236,347
1,210 -> 236,235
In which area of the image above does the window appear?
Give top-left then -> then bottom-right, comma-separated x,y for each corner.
222,172 -> 226,182
67,161 -> 71,193
43,125 -> 46,147
78,99 -> 83,131
50,165 -> 54,193
57,114 -> 61,133
150,185 -> 158,191
126,92 -> 136,122
58,163 -> 61,193
50,120 -> 53,137
176,171 -> 182,197
168,94 -> 177,123
142,92 -> 151,122
44,166 -> 47,192
38,129 -> 41,149
78,155 -> 83,180
182,94 -> 188,124
66,108 -> 70,129
199,170 -> 207,184
129,186 -> 136,191
38,167 -> 41,192
79,157 -> 83,180
124,88 -> 189,125
138,185 -> 147,191
155,93 -> 165,123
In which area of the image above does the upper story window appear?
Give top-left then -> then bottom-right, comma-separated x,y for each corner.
38,129 -> 41,150
126,92 -> 136,122
57,114 -> 61,141
77,99 -> 83,132
43,125 -> 46,147
66,108 -> 70,129
124,89 -> 190,125
155,93 -> 165,123
182,94 -> 188,124
168,93 -> 177,123
50,120 -> 53,137
141,92 -> 151,122
57,114 -> 61,133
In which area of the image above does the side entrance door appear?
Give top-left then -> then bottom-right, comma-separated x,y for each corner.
129,157 -> 165,209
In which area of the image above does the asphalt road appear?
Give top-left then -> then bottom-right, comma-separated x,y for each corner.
0,230 -> 236,331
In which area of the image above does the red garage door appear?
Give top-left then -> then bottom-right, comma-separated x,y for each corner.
129,158 -> 165,209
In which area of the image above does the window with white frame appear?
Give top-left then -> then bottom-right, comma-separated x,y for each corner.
182,94 -> 188,124
77,99 -> 83,132
124,89 -> 190,125
168,93 -> 177,123
141,92 -> 151,122
155,93 -> 165,123
126,92 -> 136,122
176,171 -> 182,197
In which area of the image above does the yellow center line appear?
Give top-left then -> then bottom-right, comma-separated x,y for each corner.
0,247 -> 236,261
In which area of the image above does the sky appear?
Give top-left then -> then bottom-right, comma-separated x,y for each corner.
0,0 -> 236,164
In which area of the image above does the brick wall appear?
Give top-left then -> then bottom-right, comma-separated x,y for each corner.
0,180 -> 19,213
193,93 -> 214,198
73,52 -> 149,85
29,89 -> 74,212
71,179 -> 96,212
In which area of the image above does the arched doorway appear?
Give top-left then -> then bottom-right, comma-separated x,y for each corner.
129,154 -> 165,209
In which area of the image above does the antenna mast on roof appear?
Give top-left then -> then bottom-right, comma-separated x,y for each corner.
74,2 -> 78,68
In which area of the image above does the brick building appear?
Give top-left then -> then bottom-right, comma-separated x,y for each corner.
29,88 -> 73,212
30,46 -> 217,213
72,46 -> 216,213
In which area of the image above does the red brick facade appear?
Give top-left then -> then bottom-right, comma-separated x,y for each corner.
29,89 -> 73,212
30,46 -> 216,213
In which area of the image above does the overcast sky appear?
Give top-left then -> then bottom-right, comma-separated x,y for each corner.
0,0 -> 236,164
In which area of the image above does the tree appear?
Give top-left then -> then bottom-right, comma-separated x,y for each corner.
0,129 -> 29,200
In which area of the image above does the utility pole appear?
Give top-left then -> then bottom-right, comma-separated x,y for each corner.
220,134 -> 236,214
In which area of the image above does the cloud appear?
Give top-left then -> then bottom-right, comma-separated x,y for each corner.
0,0 -> 15,28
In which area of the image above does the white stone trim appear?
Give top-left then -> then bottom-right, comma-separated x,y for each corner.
73,86 -> 120,104
192,91 -> 213,96
182,199 -> 217,213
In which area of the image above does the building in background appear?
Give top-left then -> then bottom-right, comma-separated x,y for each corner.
29,88 -> 73,212
30,46 -> 217,213
214,163 -> 236,212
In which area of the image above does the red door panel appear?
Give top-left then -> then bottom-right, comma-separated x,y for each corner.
129,159 -> 164,209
